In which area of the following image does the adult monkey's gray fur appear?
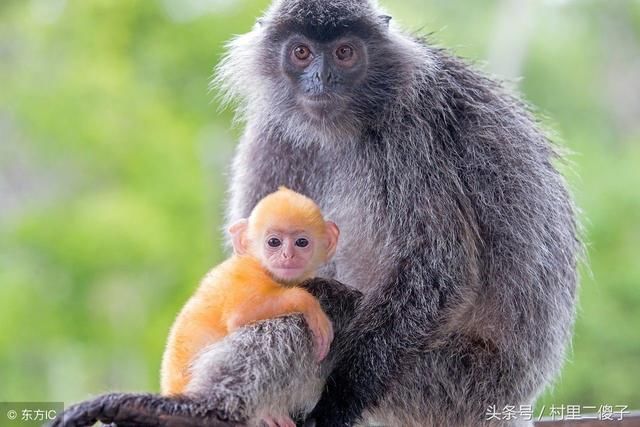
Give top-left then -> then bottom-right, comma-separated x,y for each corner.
54,0 -> 580,426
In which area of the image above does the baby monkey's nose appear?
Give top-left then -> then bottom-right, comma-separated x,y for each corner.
282,242 -> 295,259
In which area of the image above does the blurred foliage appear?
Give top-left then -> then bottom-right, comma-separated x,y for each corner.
0,0 -> 639,413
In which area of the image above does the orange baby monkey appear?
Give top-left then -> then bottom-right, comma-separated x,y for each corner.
160,187 -> 339,400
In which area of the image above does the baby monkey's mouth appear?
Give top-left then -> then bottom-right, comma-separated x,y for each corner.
270,265 -> 307,283
271,262 -> 306,270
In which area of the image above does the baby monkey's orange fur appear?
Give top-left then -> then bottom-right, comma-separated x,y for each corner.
161,187 -> 339,396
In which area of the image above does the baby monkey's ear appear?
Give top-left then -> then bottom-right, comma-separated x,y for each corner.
228,219 -> 249,256
324,221 -> 340,260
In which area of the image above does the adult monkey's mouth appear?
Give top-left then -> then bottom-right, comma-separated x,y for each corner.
299,94 -> 343,120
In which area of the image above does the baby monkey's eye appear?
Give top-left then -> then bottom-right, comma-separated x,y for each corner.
267,238 -> 282,248
295,238 -> 309,248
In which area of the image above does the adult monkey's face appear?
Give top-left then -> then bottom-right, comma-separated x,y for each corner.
257,0 -> 394,126
280,34 -> 369,121
216,0 -> 401,142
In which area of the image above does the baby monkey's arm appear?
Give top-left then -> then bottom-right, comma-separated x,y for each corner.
226,287 -> 334,361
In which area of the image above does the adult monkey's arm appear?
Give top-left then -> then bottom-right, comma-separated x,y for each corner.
306,245 -> 471,426
52,278 -> 362,427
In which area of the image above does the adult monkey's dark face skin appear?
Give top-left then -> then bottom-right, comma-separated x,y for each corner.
280,33 -> 369,121
264,10 -> 395,129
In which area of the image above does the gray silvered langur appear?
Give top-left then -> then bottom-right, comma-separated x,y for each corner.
54,0 -> 580,426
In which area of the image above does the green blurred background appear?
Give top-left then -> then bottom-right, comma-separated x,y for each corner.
1,0 -> 638,413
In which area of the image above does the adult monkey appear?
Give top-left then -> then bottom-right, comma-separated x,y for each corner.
54,0 -> 580,426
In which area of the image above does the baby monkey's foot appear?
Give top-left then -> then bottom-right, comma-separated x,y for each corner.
261,414 -> 296,427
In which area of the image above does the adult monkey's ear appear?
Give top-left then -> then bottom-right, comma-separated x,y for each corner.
379,15 -> 392,28
228,219 -> 249,255
324,221 -> 340,260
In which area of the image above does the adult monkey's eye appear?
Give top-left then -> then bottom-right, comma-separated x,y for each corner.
267,238 -> 282,248
293,44 -> 312,61
295,238 -> 309,248
336,45 -> 354,61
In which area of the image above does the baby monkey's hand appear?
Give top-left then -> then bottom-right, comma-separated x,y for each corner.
260,414 -> 297,427
304,299 -> 334,362
286,288 -> 334,362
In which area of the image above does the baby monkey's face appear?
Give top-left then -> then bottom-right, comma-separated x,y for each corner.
227,188 -> 340,284
261,228 -> 317,283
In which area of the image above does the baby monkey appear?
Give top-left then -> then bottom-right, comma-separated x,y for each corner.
160,187 -> 339,420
